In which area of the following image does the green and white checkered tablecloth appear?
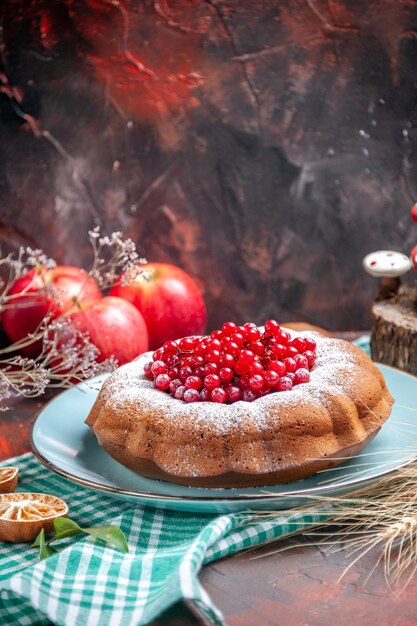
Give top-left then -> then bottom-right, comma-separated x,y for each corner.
0,454 -> 330,626
0,337 -> 370,626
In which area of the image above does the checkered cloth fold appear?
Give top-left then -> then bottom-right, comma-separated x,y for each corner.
0,336 -> 370,626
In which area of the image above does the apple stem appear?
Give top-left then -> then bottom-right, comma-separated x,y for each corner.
72,296 -> 83,310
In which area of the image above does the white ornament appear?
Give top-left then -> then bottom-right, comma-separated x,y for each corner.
362,250 -> 412,278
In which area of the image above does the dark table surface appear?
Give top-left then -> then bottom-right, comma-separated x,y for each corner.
1,338 -> 416,626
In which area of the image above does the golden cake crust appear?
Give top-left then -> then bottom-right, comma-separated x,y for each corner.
85,335 -> 394,487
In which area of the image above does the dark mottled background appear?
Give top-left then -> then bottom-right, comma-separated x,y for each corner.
1,0 -> 417,330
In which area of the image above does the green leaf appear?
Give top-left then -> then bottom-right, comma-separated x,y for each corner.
49,517 -> 83,543
83,525 -> 129,553
31,529 -> 58,561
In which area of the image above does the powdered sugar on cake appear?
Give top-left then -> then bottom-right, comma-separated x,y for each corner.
98,333 -> 360,435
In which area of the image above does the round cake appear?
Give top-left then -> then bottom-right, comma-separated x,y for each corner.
86,328 -> 394,488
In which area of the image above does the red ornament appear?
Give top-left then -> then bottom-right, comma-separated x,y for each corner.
411,244 -> 417,270
411,203 -> 417,223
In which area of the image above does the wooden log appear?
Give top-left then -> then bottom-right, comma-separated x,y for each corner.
371,284 -> 417,375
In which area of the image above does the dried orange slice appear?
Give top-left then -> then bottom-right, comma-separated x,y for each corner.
0,493 -> 68,543
0,467 -> 19,494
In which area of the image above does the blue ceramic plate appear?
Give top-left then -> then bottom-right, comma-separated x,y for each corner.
30,365 -> 417,513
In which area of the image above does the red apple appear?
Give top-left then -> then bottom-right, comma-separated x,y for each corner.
109,262 -> 206,349
2,265 -> 102,357
69,296 -> 149,365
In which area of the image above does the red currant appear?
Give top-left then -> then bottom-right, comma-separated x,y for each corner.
204,374 -> 221,390
294,354 -> 309,370
222,321 -> 237,336
293,368 -> 310,385
304,337 -> 317,352
151,360 -> 167,377
211,388 -> 227,403
264,319 -> 280,335
291,337 -> 307,353
227,386 -> 242,402
155,374 -> 170,390
179,366 -> 193,380
283,357 -> 296,373
263,370 -> 279,387
169,378 -> 183,395
248,375 -> 264,392
242,389 -> 257,402
204,363 -> 218,376
200,388 -> 211,401
174,385 -> 186,400
220,353 -> 235,368
267,361 -> 286,376
184,388 -> 200,403
185,375 -> 202,390
219,367 -> 234,383
144,362 -> 154,380
276,376 -> 293,392
249,362 -> 264,376
304,350 -> 316,367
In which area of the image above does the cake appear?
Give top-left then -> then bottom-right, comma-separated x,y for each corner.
86,323 -> 394,488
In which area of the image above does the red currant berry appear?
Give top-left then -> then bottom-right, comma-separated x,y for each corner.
294,354 -> 309,370
210,329 -> 223,340
244,323 -> 261,342
219,367 -> 234,383
152,348 -> 163,361
267,360 -> 286,376
285,346 -> 299,358
249,362 -> 264,376
169,366 -> 180,379
223,340 -> 240,357
247,341 -> 264,356
195,339 -> 209,355
248,374 -> 264,392
264,320 -> 280,335
163,340 -> 178,353
208,338 -> 222,351
206,350 -> 221,364
238,374 -> 250,389
263,370 -> 279,387
222,321 -> 237,336
144,362 -> 154,380
411,202 -> 417,223
193,355 -> 205,366
276,376 -> 293,392
304,337 -> 317,352
200,387 -> 211,401
271,343 -> 287,359
232,332 -> 245,347
181,356 -> 195,367
238,349 -> 255,364
174,385 -> 186,400
220,353 -> 235,368
185,375 -> 202,390
303,350 -> 316,367
204,362 -> 218,376
276,329 -> 290,345
195,365 -> 206,378
286,372 -> 295,381
179,336 -> 197,351
184,388 -> 200,403
227,386 -> 242,403
291,337 -> 307,353
211,387 -> 227,403
169,378 -> 183,395
155,374 -> 171,390
242,389 -> 258,402
204,374 -> 221,390
151,360 -> 167,377
293,368 -> 310,385
234,360 -> 250,376
283,357 -> 296,373
179,366 -> 193,380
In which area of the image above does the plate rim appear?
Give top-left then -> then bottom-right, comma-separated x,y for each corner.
29,363 -> 417,503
